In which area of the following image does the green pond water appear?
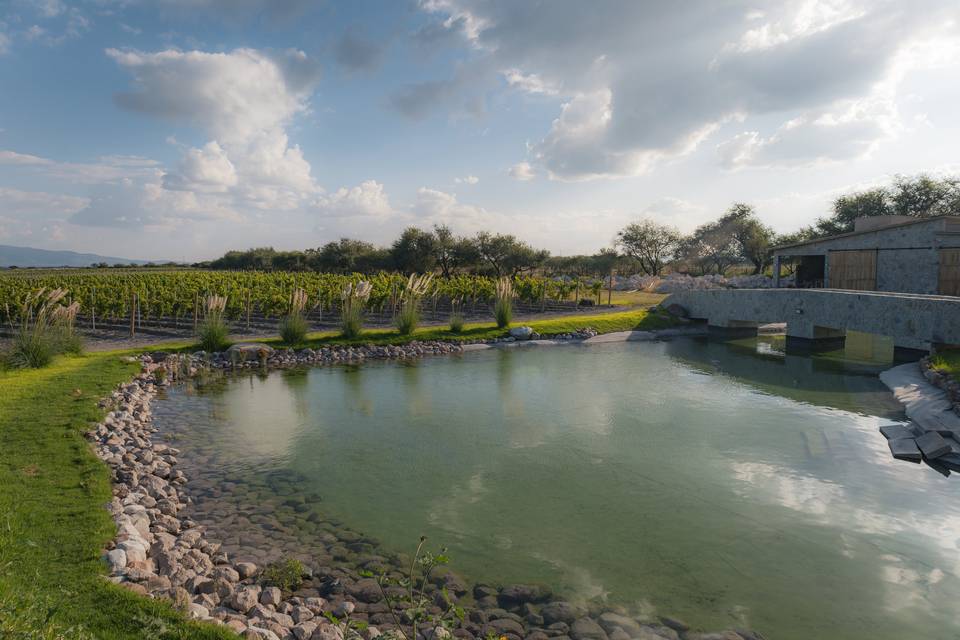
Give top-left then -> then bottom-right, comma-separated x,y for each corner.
155,336 -> 960,640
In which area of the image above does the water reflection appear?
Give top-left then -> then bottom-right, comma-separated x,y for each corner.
152,338 -> 960,640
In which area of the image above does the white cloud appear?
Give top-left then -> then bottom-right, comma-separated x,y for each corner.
107,47 -> 323,218
72,174 -> 242,229
419,0 -> 960,179
0,149 -> 160,183
0,30 -> 9,55
502,68 -> 558,96
508,161 -> 535,181
412,187 -> 489,227
0,150 -> 52,166
163,141 -> 237,193
0,186 -> 89,217
315,180 -> 393,218
454,175 -> 479,185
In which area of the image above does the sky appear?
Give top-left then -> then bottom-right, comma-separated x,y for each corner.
1,0 -> 959,262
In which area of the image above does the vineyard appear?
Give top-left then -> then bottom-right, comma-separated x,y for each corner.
0,269 -> 611,339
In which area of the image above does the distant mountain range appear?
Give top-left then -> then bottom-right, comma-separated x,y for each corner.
0,244 -> 151,268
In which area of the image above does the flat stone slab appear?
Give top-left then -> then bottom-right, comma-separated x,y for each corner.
888,437 -> 922,461
583,331 -> 655,344
461,344 -> 492,352
879,424 -> 919,440
880,363 -> 960,438
916,431 -> 951,459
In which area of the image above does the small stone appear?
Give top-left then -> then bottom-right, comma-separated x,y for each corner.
261,586 -> 282,607
293,622 -> 319,640
311,623 -> 345,640
569,618 -> 608,640
541,602 -> 580,626
597,613 -> 640,636
236,562 -> 259,579
229,586 -> 262,613
104,549 -> 127,573
188,603 -> 210,619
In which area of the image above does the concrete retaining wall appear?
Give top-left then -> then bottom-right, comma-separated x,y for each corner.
666,288 -> 960,354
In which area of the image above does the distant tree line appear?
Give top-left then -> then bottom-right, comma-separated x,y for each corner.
201,173 -> 960,278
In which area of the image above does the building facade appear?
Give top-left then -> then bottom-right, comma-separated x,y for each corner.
772,216 -> 960,295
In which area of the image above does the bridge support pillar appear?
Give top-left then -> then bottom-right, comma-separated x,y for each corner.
707,320 -> 758,340
785,320 -> 846,353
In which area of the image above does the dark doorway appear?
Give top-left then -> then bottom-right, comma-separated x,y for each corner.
796,255 -> 825,288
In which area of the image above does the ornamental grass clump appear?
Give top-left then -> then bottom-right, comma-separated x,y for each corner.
448,298 -> 465,333
279,287 -> 309,346
493,277 -> 513,329
340,280 -> 372,339
395,273 -> 434,336
198,294 -> 229,352
3,287 -> 82,369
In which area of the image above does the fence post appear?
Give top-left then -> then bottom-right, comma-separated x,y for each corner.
193,293 -> 199,333
91,287 -> 96,331
607,270 -> 614,306
246,290 -> 251,332
129,292 -> 137,337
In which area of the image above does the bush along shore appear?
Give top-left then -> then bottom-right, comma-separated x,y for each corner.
921,354 -> 960,415
89,341 -> 763,640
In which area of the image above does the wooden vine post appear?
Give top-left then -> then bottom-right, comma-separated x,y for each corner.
193,292 -> 199,333
129,291 -> 137,337
607,269 -> 615,306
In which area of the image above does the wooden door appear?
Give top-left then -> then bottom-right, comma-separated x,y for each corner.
828,250 -> 877,291
939,249 -> 960,296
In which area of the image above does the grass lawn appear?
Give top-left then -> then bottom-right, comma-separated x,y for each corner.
228,307 -> 678,351
0,354 -> 239,639
0,307 -> 674,638
606,290 -> 668,307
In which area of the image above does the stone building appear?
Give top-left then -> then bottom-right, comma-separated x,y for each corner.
772,215 -> 960,295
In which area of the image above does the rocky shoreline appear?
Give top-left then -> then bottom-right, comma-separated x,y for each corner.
88,336 -> 764,640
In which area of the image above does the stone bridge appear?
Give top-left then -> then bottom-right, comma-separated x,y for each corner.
665,288 -> 960,358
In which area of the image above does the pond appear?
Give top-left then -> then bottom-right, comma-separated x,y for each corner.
153,337 -> 960,640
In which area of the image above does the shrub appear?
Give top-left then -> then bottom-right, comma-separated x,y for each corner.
394,273 -> 433,336
3,288 -> 82,369
198,294 -> 229,352
260,558 -> 306,592
493,277 -> 513,329
340,280 -> 372,339
448,312 -> 464,333
280,288 -> 309,346
395,304 -> 420,336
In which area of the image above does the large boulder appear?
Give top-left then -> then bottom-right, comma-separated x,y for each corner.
227,344 -> 275,359
509,326 -> 535,341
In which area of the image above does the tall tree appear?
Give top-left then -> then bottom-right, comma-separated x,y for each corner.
890,174 -> 960,217
616,219 -> 682,275
723,203 -> 777,274
474,232 -> 548,276
391,226 -> 437,274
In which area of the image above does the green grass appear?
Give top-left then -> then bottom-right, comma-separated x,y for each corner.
606,290 -> 668,307
0,353 -> 239,640
930,350 -> 960,377
0,307 -> 675,637
245,307 -> 677,351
